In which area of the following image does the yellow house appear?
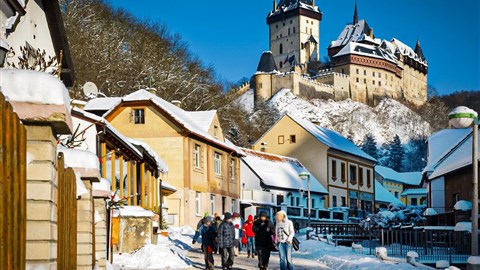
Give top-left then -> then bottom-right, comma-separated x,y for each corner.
253,114 -> 376,213
375,165 -> 425,206
85,90 -> 242,228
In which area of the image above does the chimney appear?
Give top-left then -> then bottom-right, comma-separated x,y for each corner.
368,28 -> 374,38
273,0 -> 277,11
171,100 -> 182,108
312,0 -> 315,7
146,87 -> 157,95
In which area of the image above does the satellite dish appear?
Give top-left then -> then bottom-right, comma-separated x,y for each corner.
83,82 -> 99,98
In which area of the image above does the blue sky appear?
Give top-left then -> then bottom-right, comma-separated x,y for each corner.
109,0 -> 479,95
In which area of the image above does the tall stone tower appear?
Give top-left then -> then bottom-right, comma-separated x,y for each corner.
267,0 -> 322,72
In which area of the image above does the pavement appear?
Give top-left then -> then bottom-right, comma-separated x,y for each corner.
186,249 -> 330,270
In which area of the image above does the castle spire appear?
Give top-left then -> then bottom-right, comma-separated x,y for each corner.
353,0 -> 359,24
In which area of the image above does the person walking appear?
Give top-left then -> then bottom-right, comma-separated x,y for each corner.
192,216 -> 217,270
217,212 -> 236,270
253,212 -> 275,270
232,212 -> 242,256
275,210 -> 295,270
242,215 -> 256,258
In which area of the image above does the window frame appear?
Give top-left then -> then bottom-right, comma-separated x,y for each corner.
331,159 -> 337,180
133,108 -> 145,124
278,135 -> 285,144
195,192 -> 201,216
210,194 -> 215,215
349,164 -> 357,185
214,152 -> 222,176
290,135 -> 297,144
194,144 -> 201,169
230,159 -> 236,182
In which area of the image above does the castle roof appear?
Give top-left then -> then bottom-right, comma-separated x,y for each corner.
329,19 -> 379,49
333,41 -> 397,64
391,38 -> 428,66
268,0 -> 321,23
414,40 -> 426,62
278,0 -> 313,6
256,51 -> 278,73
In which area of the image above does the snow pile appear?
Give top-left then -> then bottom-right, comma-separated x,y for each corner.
423,208 -> 438,216
0,69 -> 70,107
454,200 -> 472,211
266,89 -> 430,145
234,88 -> 254,113
296,234 -> 416,269
92,178 -> 110,192
113,226 -> 194,270
360,205 -> 426,229
57,146 -> 100,169
454,222 -> 472,232
75,172 -> 88,197
115,206 -> 154,218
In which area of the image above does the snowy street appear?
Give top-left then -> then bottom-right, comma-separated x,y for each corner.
112,227 -> 419,270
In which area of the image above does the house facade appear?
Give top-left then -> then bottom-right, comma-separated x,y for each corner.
375,165 -> 425,206
253,113 -> 376,213
85,90 -> 242,228
424,128 -> 478,213
240,148 -> 328,227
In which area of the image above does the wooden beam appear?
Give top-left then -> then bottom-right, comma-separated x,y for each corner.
153,178 -> 158,212
119,156 -> 124,199
133,162 -> 137,206
127,161 -> 132,205
101,142 -> 107,178
111,150 -> 116,192
140,163 -> 145,208
149,173 -> 154,210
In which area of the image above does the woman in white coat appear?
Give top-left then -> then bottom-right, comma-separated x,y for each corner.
275,210 -> 295,270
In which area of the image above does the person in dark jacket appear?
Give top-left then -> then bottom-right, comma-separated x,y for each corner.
217,212 -> 235,270
193,216 -> 217,270
253,212 -> 275,270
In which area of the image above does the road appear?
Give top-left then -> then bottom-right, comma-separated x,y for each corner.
185,249 -> 330,270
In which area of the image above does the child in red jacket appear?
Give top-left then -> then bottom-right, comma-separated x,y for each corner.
242,215 -> 256,258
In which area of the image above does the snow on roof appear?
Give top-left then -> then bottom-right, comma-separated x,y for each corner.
454,200 -> 472,211
128,138 -> 168,173
92,178 -> 111,192
333,42 -> 397,64
375,166 -> 422,186
241,148 -> 328,194
83,97 -> 121,111
401,188 -> 427,196
287,114 -> 376,162
454,222 -> 471,232
391,38 -> 428,66
184,110 -> 216,133
104,90 -> 237,153
161,181 -> 177,192
375,180 -> 403,205
0,69 -> 70,107
269,0 -> 319,17
423,208 -> 438,216
329,20 -> 373,48
58,146 -> 99,169
114,206 -> 154,218
428,130 -> 479,179
72,107 -> 143,158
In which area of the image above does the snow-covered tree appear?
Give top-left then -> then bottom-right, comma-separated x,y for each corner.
361,133 -> 378,159
385,135 -> 404,171
403,137 -> 427,171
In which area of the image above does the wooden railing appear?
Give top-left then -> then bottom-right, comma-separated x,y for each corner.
0,92 -> 27,270
57,153 -> 77,269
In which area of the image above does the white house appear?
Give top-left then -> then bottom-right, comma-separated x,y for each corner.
240,148 -> 329,228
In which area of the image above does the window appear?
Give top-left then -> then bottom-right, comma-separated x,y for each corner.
359,167 -> 364,186
290,20 -> 293,24
453,193 -> 460,203
364,79 -> 367,83
276,24 -> 278,29
278,135 -> 285,144
373,80 -> 375,85
195,192 -> 201,215
290,135 -> 296,143
349,165 -> 357,185
194,144 -> 201,169
331,160 -> 337,180
133,109 -> 145,124
332,196 -> 338,207
283,22 -> 285,26
356,78 -> 359,83
306,19 -> 309,23
340,162 -> 346,182
290,196 -> 294,206
288,28 -> 291,35
305,27 -> 308,33
310,28 -> 312,35
364,70 -> 367,75
366,169 -> 371,188
372,71 -> 375,76
379,81 -> 382,87
293,27 -> 296,33
296,197 -> 300,206
279,61 -> 283,68
350,198 -> 357,209
279,43 -> 283,54
259,83 -> 263,89
230,159 -> 236,181
341,68 -> 345,74
411,198 -> 418,206
341,196 -> 346,207
356,68 -> 359,74
311,199 -> 315,209
214,152 -> 222,175
231,199 -> 236,213
394,191 -> 399,198
378,73 -> 381,78
210,194 -> 215,215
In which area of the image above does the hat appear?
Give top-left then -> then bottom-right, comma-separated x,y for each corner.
259,211 -> 268,217
204,216 -> 213,223
233,212 -> 239,218
248,215 -> 253,222
204,212 -> 209,218
224,212 -> 232,220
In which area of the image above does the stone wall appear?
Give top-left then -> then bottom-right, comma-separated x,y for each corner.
77,180 -> 94,270
94,198 -> 108,268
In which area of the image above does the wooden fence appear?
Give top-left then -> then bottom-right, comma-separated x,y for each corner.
57,153 -> 77,269
0,92 -> 27,270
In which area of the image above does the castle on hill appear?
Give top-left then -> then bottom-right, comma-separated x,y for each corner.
252,0 -> 428,107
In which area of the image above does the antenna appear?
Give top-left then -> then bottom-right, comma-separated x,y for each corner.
83,82 -> 99,99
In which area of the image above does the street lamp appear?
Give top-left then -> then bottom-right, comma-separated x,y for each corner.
449,106 -> 479,255
299,171 -> 311,240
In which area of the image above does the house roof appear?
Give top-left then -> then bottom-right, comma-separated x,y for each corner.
401,188 -> 427,196
428,129 -> 480,179
241,148 -> 328,194
286,114 -> 376,162
98,90 -> 239,154
375,165 -> 422,186
83,97 -> 122,113
184,110 -> 216,133
375,180 -> 403,205
424,128 -> 472,177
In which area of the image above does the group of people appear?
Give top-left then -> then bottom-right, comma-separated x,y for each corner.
192,210 -> 295,270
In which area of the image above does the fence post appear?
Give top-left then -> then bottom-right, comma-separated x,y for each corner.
381,229 -> 384,247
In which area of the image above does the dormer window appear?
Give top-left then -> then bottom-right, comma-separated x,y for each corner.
133,109 -> 145,124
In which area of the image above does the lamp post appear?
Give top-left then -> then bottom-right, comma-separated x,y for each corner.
299,172 -> 311,240
449,106 -> 479,255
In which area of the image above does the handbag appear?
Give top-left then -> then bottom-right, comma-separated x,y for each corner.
241,235 -> 247,245
283,230 -> 300,251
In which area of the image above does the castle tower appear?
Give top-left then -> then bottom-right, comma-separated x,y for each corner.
267,0 -> 322,72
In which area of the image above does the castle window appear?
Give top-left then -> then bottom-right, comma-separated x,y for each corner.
305,27 -> 308,33
276,24 -> 278,29
341,68 -> 345,74
364,79 -> 367,83
279,61 -> 283,68
356,69 -> 359,74
288,28 -> 291,35
310,28 -> 312,35
306,19 -> 309,23
290,20 -> 293,24
364,70 -> 367,75
283,22 -> 285,26
279,43 -> 283,54
356,78 -> 359,83
373,80 -> 375,85
379,81 -> 382,87
293,27 -> 296,33
372,71 -> 375,76
259,83 -> 263,89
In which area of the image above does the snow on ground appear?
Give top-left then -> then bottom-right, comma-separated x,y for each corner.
296,234 -> 417,270
112,226 -> 195,270
235,88 -> 254,113
267,89 -> 431,145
